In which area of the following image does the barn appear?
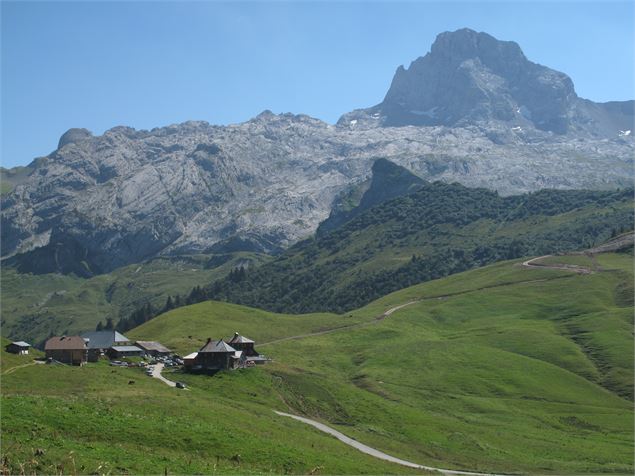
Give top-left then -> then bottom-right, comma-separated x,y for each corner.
5,341 -> 31,355
108,345 -> 145,359
81,330 -> 131,361
135,341 -> 171,357
45,336 -> 88,366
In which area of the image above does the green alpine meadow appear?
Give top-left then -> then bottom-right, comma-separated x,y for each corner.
3,250 -> 633,474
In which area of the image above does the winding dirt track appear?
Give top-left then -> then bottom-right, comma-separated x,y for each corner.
267,257 -> 596,474
521,255 -> 593,274
274,411 -> 508,476
2,361 -> 39,375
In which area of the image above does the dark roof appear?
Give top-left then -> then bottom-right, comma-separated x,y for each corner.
136,341 -> 171,353
81,330 -> 129,349
111,345 -> 144,353
10,341 -> 31,347
228,332 -> 254,344
45,336 -> 87,351
199,339 -> 236,353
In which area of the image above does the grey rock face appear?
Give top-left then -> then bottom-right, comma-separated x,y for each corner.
2,29 -> 633,274
340,28 -> 634,137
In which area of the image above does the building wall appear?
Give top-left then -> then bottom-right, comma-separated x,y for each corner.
196,352 -> 232,370
232,342 -> 258,357
46,349 -> 87,365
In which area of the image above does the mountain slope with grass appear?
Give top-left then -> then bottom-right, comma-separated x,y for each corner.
4,251 -> 629,474
132,250 -> 635,472
0,252 -> 269,345
206,178 -> 633,313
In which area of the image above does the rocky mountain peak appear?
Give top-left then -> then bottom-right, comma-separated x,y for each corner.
58,128 -> 93,149
339,28 -> 632,137
429,28 -> 526,66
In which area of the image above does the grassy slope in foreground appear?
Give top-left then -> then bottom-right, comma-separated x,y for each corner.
138,253 -> 632,473
3,254 -> 633,474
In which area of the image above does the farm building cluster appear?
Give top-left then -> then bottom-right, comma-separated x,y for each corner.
23,330 -> 266,372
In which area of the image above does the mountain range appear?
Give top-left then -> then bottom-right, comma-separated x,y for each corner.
1,28 -> 633,275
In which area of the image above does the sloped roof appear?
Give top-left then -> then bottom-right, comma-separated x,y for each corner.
45,336 -> 87,351
81,330 -> 129,349
111,345 -> 144,353
183,352 -> 198,360
199,339 -> 236,353
228,332 -> 254,344
10,341 -> 31,347
136,341 -> 171,353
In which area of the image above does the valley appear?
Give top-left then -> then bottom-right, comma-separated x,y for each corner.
2,250 -> 632,474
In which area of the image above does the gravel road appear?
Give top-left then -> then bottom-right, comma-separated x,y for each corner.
151,363 -> 176,387
274,411 -> 508,476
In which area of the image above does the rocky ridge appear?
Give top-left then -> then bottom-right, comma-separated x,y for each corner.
1,29 -> 633,275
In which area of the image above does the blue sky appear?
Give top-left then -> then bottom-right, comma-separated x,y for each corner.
2,1 -> 634,168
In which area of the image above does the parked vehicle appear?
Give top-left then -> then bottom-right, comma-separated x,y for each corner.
176,382 -> 186,389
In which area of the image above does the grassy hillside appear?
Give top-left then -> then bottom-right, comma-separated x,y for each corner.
207,183 -> 633,314
1,252 -> 270,345
1,337 -> 43,374
5,252 -> 627,474
1,360 -> 423,475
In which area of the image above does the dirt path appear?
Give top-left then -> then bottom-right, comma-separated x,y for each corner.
2,361 -> 39,375
259,300 -> 421,347
274,411 -> 507,476
260,274 -> 572,348
151,363 -> 176,387
521,255 -> 593,274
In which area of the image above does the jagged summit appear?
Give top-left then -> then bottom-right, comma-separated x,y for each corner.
339,28 -> 633,137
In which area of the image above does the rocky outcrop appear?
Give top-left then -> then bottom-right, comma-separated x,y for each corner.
318,159 -> 425,235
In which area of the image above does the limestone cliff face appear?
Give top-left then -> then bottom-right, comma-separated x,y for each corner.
2,30 -> 633,275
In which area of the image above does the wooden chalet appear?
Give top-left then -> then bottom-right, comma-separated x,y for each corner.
45,336 -> 88,366
228,332 -> 267,364
187,338 -> 241,371
5,341 -> 31,355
